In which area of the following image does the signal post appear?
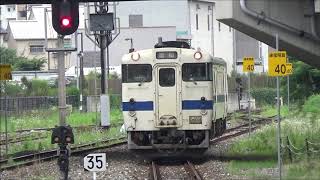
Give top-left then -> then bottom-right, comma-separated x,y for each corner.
243,57 -> 255,136
268,34 -> 293,180
49,0 -> 80,179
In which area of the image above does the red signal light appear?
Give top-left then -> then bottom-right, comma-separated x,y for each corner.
61,17 -> 71,27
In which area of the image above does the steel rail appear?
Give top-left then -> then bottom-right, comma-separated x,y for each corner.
184,161 -> 203,180
150,161 -> 161,180
0,122 -> 123,135
0,137 -> 126,170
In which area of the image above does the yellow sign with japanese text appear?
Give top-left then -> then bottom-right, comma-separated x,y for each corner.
243,57 -> 255,72
0,64 -> 12,80
268,51 -> 288,76
285,63 -> 293,75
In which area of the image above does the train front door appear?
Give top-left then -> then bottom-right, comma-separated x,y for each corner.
156,66 -> 179,127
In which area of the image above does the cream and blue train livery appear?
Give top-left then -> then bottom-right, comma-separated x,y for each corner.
121,41 -> 228,151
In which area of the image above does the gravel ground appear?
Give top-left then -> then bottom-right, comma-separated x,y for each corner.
1,119 -> 277,180
0,139 -> 248,180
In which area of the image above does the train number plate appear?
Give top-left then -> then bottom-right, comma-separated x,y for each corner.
189,116 -> 202,124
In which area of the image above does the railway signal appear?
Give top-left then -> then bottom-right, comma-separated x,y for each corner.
52,0 -> 79,35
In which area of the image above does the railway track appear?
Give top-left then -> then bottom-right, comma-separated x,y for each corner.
0,122 -> 123,135
0,116 -> 275,170
211,116 -> 275,144
0,123 -> 123,145
0,137 -> 127,170
150,160 -> 203,180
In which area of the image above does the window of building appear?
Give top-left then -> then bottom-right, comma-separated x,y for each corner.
129,15 -> 143,28
196,14 -> 199,30
30,45 -> 44,53
7,8 -> 10,12
218,22 -> 221,32
122,64 -> 152,83
229,26 -> 232,32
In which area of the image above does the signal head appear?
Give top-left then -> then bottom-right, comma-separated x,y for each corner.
52,0 -> 79,35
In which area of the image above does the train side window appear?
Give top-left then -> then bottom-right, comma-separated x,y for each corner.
182,63 -> 212,81
122,64 -> 152,83
159,68 -> 175,87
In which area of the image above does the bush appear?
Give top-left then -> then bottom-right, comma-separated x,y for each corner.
67,86 -> 80,96
67,87 -> 80,107
251,88 -> 277,106
110,94 -> 121,109
30,79 -> 49,96
2,82 -> 23,96
302,94 -> 320,114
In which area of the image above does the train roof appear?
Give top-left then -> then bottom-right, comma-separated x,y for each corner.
122,48 -> 227,67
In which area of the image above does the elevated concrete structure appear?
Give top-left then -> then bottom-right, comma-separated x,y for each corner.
216,0 -> 320,67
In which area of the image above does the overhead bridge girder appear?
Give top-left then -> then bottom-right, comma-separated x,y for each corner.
216,0 -> 320,67
0,0 -> 142,5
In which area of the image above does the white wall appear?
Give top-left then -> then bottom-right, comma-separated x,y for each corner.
189,1 -> 214,55
0,5 -> 17,29
213,6 -> 234,75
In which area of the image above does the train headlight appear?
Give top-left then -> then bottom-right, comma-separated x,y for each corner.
131,52 -> 140,61
194,52 -> 202,60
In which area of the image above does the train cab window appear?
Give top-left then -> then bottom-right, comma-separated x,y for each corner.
122,64 -> 152,83
182,63 -> 212,81
159,68 -> 175,87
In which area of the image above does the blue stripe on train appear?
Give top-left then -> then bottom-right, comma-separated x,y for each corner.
122,100 -> 214,111
182,100 -> 213,110
122,101 -> 154,111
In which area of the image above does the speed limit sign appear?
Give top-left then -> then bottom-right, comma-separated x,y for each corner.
84,153 -> 107,172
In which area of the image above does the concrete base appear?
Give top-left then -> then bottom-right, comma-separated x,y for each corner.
100,94 -> 110,127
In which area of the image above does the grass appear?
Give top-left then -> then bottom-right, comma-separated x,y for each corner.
227,160 -> 276,179
0,108 -> 124,156
227,98 -> 320,179
285,160 -> 320,180
260,105 -> 289,117
5,126 -> 125,156
0,108 -> 123,133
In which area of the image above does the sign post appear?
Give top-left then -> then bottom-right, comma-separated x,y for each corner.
0,64 -> 12,155
268,34 -> 293,180
243,57 -> 254,136
84,153 -> 107,180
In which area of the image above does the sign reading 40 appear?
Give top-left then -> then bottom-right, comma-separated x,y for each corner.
268,51 -> 293,76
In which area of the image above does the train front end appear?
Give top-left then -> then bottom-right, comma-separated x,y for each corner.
122,42 -> 217,153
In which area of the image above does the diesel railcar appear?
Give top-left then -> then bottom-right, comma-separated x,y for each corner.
121,41 -> 228,152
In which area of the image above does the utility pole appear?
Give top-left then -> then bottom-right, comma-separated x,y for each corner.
78,32 -> 84,112
57,35 -> 67,126
96,2 -> 110,127
275,33 -> 282,180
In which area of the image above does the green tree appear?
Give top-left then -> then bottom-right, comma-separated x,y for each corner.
281,59 -> 320,104
0,47 -> 46,70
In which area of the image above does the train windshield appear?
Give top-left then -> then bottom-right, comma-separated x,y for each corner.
182,63 -> 213,81
122,64 -> 152,83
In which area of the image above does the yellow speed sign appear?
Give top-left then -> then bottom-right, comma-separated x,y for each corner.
268,51 -> 288,76
0,64 -> 12,80
243,57 -> 254,72
286,63 -> 293,75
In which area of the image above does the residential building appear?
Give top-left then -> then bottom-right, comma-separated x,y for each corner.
4,5 -> 73,70
0,27 -> 6,47
0,4 -> 28,29
71,26 -> 177,77
110,0 -> 268,74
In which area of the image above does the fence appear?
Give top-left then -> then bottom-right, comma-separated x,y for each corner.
0,96 -> 80,114
282,136 -> 320,163
86,94 -> 121,112
0,94 -> 122,115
